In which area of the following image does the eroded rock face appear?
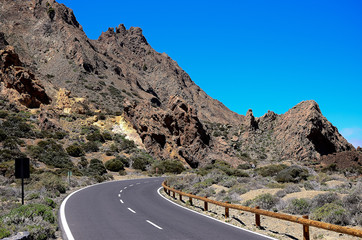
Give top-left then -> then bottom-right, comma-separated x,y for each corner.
266,101 -> 353,160
0,46 -> 51,108
123,96 -> 210,168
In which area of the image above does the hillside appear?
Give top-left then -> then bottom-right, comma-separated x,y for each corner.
0,0 -> 354,169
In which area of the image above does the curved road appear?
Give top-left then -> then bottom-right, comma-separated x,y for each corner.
60,177 -> 274,240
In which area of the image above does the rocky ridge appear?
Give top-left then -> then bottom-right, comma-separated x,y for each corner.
0,0 -> 354,167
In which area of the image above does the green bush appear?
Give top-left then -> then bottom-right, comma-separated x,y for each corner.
3,203 -> 55,224
105,159 -> 124,172
0,149 -> 27,163
66,143 -> 85,157
0,227 -> 10,239
86,131 -> 105,142
0,115 -> 34,138
152,160 -> 185,174
43,197 -> 56,209
31,172 -> 68,196
103,131 -> 113,141
311,192 -> 340,209
285,198 -> 311,215
0,110 -> 9,118
81,141 -> 99,153
1,204 -> 56,240
256,164 -> 288,177
27,140 -> 73,168
131,152 -> 153,171
88,159 -> 107,176
275,165 -> 309,183
245,193 -> 280,210
311,203 -> 349,225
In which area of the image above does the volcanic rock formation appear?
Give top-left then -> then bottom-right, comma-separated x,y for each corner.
0,0 -> 354,167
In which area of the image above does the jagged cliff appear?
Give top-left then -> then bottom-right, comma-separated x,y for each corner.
0,0 -> 354,167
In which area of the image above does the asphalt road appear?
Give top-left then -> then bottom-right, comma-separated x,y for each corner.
60,177 -> 274,240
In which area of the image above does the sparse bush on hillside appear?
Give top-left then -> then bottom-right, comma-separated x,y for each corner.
66,143 -> 85,157
311,203 -> 350,225
284,184 -> 301,194
27,140 -> 73,169
81,141 -> 99,153
311,192 -> 340,209
131,152 -> 153,171
105,158 -> 124,172
86,131 -> 105,143
87,159 -> 107,176
152,160 -> 185,174
245,193 -> 280,211
285,198 -> 312,215
256,164 -> 288,177
1,203 -> 56,240
275,165 -> 309,183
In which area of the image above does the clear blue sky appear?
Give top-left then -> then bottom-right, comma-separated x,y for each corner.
58,0 -> 362,148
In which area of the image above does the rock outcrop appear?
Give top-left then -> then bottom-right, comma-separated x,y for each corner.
123,96 -> 210,167
0,0 -> 354,167
0,45 -> 51,108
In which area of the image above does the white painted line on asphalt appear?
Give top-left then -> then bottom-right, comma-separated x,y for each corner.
157,187 -> 277,240
124,187 -> 127,189
120,190 -> 122,193
60,177 -> 162,240
118,194 -> 121,197
120,199 -> 124,204
129,184 -> 134,187
146,220 -> 163,230
128,208 -> 136,213
136,183 -> 140,185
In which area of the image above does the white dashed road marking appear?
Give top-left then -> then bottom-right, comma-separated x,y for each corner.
120,190 -> 122,193
120,199 -> 124,204
136,183 -> 140,185
118,194 -> 121,197
124,187 -> 127,189
129,184 -> 134,187
128,208 -> 136,213
146,220 -> 163,230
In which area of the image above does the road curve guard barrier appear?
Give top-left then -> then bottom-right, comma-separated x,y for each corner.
162,181 -> 362,240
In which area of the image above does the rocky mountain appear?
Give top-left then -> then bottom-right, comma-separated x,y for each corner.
0,0 -> 354,168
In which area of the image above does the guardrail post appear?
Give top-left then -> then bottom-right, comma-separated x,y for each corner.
255,206 -> 261,228
189,197 -> 193,206
173,191 -> 176,198
179,193 -> 182,201
303,215 -> 310,240
225,202 -> 230,219
204,196 -> 208,211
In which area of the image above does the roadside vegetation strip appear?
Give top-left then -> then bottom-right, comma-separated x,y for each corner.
162,181 -> 362,238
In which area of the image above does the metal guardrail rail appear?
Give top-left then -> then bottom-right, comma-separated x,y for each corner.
162,181 -> 362,240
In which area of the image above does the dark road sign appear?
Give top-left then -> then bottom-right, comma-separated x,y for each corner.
15,157 -> 30,179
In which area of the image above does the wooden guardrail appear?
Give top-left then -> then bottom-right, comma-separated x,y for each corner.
162,181 -> 362,240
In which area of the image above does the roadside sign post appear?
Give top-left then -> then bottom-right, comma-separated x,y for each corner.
15,157 -> 30,205
68,170 -> 72,184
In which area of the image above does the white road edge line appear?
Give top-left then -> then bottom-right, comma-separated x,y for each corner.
146,220 -> 163,230
59,177 -> 160,240
120,199 -> 124,204
157,187 -> 277,240
128,208 -> 136,213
